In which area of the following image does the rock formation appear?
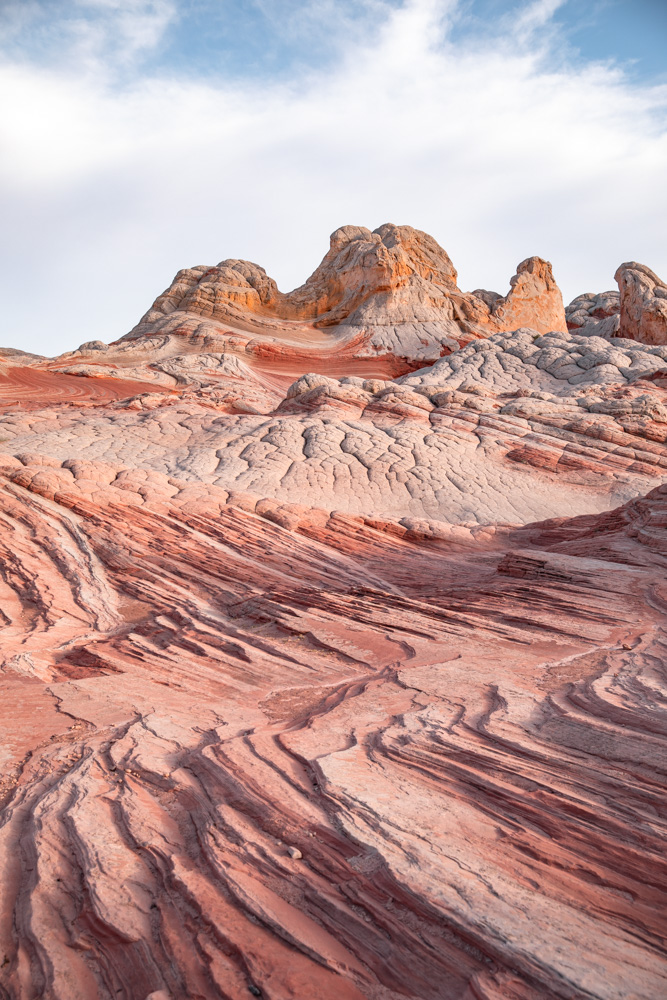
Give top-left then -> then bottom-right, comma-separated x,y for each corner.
615,261 -> 667,344
119,224 -> 568,374
1,226 -> 666,1000
565,289 -> 621,338
565,261 -> 667,347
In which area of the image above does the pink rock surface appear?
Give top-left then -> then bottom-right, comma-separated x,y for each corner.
1,228 -> 666,1000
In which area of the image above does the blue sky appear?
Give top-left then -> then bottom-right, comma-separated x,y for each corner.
4,1 -> 666,83
1,0 -> 666,355
454,1 -> 667,82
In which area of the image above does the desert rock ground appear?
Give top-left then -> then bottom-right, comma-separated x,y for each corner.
0,225 -> 666,1000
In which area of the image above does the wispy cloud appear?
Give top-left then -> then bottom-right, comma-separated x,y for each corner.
73,0 -> 179,65
0,0 -> 666,355
513,0 -> 567,38
0,0 -> 179,75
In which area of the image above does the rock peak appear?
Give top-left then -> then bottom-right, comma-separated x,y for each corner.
615,261 -> 667,344
123,223 -> 567,367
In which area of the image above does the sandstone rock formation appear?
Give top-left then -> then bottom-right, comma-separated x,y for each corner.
615,261 -> 667,344
565,289 -> 620,338
118,224 -> 567,375
1,226 -> 666,1000
564,261 -> 667,347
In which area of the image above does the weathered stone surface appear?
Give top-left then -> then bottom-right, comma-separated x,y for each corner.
1,228 -> 666,1000
117,224 -> 567,374
615,261 -> 667,344
565,263 -> 667,347
565,289 -> 620,338
478,254 -> 567,335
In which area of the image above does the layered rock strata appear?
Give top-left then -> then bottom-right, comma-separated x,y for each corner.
1,226 -> 666,1000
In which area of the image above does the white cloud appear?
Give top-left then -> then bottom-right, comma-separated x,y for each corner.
0,0 -> 666,355
0,0 -> 179,72
73,0 -> 178,67
513,0 -> 568,38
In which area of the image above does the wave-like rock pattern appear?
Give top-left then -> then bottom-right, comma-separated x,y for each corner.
1,226 -> 667,1000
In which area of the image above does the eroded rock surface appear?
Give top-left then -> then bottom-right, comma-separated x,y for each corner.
111,224 -> 568,375
616,261 -> 667,344
565,289 -> 620,338
564,261 -> 667,347
1,227 -> 666,1000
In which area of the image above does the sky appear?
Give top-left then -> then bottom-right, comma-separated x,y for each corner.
0,0 -> 666,357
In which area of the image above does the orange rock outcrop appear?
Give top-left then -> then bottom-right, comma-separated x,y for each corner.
120,224 -> 567,377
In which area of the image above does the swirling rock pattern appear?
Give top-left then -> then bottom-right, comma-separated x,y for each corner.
1,227 -> 666,1000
